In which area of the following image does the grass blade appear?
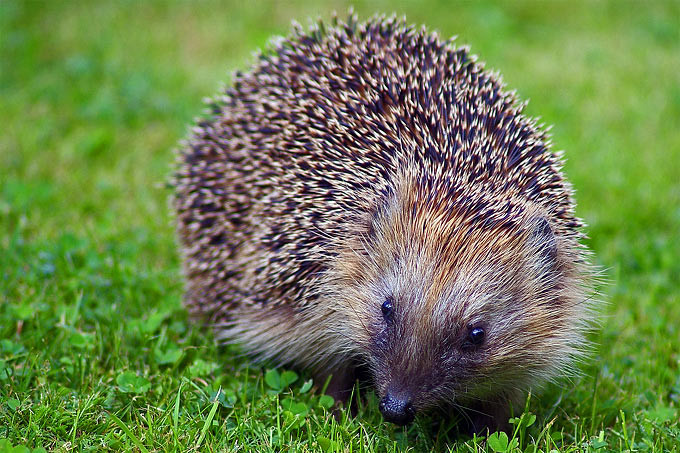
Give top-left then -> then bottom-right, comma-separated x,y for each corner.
195,387 -> 221,449
109,412 -> 150,453
173,379 -> 185,448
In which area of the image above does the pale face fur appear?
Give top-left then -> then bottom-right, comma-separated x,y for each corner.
332,176 -> 590,416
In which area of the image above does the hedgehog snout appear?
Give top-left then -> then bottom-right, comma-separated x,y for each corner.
378,392 -> 416,426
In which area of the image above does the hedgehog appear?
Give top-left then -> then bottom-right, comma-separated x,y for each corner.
173,13 -> 597,432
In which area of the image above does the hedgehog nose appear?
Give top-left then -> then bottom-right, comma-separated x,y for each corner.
379,393 -> 415,426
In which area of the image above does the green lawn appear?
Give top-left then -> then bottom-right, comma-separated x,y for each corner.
1,1 -> 679,451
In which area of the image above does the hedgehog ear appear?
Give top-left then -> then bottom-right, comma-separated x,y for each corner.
528,217 -> 558,270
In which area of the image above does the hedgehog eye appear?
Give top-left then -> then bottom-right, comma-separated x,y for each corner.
467,327 -> 486,346
381,298 -> 394,322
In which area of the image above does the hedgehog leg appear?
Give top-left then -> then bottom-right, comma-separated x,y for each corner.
463,398 -> 513,435
319,366 -> 358,404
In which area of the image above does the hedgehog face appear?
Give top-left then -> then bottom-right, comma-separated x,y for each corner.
340,191 -> 583,426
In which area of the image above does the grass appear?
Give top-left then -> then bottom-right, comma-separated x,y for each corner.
1,0 -> 679,451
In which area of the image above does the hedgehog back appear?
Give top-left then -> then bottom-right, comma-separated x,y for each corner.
174,16 -> 580,324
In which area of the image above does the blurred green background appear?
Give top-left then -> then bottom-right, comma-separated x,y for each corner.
1,1 -> 679,451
